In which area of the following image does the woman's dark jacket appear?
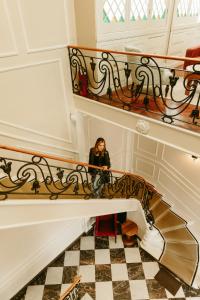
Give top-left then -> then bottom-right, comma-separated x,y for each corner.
88,148 -> 111,182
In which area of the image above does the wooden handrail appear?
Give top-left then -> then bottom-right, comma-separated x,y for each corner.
59,275 -> 81,300
68,44 -> 200,64
0,144 -> 150,184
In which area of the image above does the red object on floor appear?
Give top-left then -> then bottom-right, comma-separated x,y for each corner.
95,214 -> 117,239
183,45 -> 200,69
79,71 -> 88,97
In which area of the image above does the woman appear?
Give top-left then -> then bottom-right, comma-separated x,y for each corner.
88,137 -> 111,197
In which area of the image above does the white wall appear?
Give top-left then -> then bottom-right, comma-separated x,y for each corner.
0,0 -> 77,158
0,1 -> 88,298
133,134 -> 200,228
0,218 -> 85,300
84,116 -> 134,172
84,115 -> 200,233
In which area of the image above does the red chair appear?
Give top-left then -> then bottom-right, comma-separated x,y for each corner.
95,214 -> 118,242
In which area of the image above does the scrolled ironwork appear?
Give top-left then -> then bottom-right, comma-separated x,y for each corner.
68,46 -> 200,129
0,151 -> 156,227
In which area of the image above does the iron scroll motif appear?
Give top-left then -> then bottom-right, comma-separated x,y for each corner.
68,46 -> 200,128
0,155 -> 149,203
0,154 -> 155,227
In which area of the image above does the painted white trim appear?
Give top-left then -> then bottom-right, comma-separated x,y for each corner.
161,145 -> 200,195
0,0 -> 18,58
0,58 -> 62,73
0,52 -> 18,58
0,58 -> 73,144
157,169 -> 200,223
74,95 -> 200,138
17,0 -> 68,53
0,119 -> 68,144
135,157 -> 155,178
0,198 -> 140,229
0,130 -> 77,154
57,59 -> 73,144
159,164 -> 200,211
137,135 -> 159,157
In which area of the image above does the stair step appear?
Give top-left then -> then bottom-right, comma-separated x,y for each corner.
160,250 -> 198,286
149,193 -> 162,209
150,200 -> 170,220
162,227 -> 196,243
155,210 -> 186,230
162,242 -> 198,260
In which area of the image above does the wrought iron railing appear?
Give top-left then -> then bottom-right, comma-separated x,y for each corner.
68,45 -> 200,130
0,144 -> 154,227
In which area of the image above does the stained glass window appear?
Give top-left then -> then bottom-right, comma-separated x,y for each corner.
130,0 -> 149,21
103,0 -> 125,23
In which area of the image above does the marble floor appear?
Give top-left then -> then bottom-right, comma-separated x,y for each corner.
12,230 -> 200,300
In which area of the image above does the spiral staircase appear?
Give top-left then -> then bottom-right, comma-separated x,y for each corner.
0,145 -> 199,293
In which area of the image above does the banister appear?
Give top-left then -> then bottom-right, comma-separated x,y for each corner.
0,144 -> 150,184
68,44 -> 200,63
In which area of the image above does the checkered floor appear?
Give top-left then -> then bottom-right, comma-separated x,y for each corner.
12,231 -> 200,300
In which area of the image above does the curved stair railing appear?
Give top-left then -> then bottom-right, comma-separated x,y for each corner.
0,144 -> 199,288
68,45 -> 200,133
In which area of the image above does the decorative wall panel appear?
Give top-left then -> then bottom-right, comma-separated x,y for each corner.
18,0 -> 68,51
0,0 -> 17,57
0,60 -> 72,147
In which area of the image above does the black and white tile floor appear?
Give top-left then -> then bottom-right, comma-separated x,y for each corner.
12,232 -> 200,300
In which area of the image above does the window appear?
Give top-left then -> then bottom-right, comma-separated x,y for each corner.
176,0 -> 200,18
177,0 -> 190,17
189,0 -> 200,16
103,0 -> 125,23
130,0 -> 149,21
151,0 -> 167,20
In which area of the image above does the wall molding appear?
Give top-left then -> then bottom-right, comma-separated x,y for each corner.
17,0 -> 68,53
0,130 -> 77,155
135,157 -> 155,178
87,116 -> 124,170
161,145 -> 200,195
0,0 -> 18,57
0,119 -> 68,144
0,58 -> 73,145
157,169 -> 200,223
136,135 -> 159,158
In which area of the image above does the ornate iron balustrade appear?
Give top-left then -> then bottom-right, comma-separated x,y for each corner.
68,46 -> 200,129
0,145 -> 155,227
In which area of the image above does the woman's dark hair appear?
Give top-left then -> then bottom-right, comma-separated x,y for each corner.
92,137 -> 106,155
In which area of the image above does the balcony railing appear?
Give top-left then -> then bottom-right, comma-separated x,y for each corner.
68,45 -> 200,133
